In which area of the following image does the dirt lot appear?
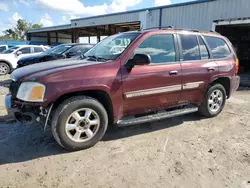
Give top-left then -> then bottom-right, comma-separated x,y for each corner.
0,75 -> 250,188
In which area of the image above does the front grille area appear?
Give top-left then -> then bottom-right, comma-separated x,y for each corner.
9,81 -> 20,98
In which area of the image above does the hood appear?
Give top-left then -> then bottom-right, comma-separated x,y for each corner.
0,53 -> 14,59
17,53 -> 53,66
12,57 -> 103,81
18,54 -> 42,62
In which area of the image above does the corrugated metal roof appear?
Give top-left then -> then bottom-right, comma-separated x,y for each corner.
27,0 -> 214,33
27,24 -> 72,33
161,0 -> 250,30
71,0 -> 214,21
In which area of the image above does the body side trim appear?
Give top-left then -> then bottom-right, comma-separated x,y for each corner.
125,81 -> 204,99
125,85 -> 182,99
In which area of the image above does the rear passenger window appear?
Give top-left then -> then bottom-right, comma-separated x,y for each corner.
204,36 -> 231,59
134,34 -> 176,64
180,35 -> 200,61
198,36 -> 209,59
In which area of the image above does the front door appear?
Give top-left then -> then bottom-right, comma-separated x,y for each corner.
121,33 -> 182,116
17,47 -> 33,59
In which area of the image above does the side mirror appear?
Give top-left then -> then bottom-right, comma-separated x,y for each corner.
65,51 -> 76,58
126,54 -> 151,68
16,51 -> 22,56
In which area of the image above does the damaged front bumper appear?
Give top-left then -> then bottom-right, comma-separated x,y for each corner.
4,94 -> 53,128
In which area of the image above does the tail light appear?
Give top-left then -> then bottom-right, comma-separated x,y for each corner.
235,58 -> 239,74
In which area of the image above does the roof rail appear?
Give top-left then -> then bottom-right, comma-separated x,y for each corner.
174,28 -> 200,32
142,26 -> 200,32
209,30 -> 221,34
141,26 -> 221,35
141,26 -> 174,31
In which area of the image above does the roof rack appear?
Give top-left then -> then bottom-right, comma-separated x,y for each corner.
142,26 -> 219,34
141,26 -> 174,31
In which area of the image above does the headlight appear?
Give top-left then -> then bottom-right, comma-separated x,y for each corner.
17,82 -> 46,102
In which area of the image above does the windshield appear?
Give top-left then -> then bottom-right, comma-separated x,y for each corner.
84,33 -> 141,60
43,44 -> 72,55
2,46 -> 19,54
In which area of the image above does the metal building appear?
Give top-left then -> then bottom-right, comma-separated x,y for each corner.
27,0 -> 250,71
27,0 -> 250,43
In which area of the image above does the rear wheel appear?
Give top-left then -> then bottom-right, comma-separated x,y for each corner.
0,62 -> 10,75
51,96 -> 108,151
199,84 -> 226,118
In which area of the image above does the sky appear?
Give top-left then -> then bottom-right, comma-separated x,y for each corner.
0,0 -> 196,35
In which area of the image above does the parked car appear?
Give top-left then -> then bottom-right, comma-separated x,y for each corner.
0,45 -> 49,75
6,29 -> 240,151
17,43 -> 93,68
0,45 -> 8,53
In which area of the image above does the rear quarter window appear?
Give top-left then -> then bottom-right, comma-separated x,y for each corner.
204,36 -> 231,59
34,47 -> 45,53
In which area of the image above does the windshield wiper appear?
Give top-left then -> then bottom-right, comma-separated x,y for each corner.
86,55 -> 109,62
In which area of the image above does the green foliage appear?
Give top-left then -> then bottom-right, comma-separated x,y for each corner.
0,19 -> 43,40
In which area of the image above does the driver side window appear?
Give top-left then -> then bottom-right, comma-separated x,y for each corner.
134,34 -> 176,64
68,46 -> 86,56
18,47 -> 31,54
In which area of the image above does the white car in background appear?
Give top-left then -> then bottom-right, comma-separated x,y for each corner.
0,45 -> 49,75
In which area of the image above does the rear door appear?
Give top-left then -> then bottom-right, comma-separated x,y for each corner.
178,33 -> 219,105
122,33 -> 182,116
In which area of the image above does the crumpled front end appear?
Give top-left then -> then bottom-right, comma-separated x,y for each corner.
5,80 -> 52,126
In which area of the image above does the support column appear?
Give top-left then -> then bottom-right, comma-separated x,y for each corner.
159,8 -> 163,29
47,32 -> 51,45
88,36 -> 91,44
75,28 -> 80,43
108,25 -> 112,36
71,29 -> 75,43
97,35 -> 101,43
26,33 -> 31,41
56,32 -> 58,44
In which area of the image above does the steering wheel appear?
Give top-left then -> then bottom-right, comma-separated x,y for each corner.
109,46 -> 125,55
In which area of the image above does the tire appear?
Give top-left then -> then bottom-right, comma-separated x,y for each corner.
51,96 -> 108,151
0,62 -> 10,75
199,84 -> 226,118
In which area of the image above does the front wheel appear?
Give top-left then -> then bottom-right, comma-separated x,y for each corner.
199,84 -> 226,118
51,96 -> 108,151
0,62 -> 10,75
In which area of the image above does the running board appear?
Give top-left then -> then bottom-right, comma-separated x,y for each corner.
117,107 -> 198,127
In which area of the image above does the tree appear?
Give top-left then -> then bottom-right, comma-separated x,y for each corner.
1,19 -> 42,40
3,29 -> 18,40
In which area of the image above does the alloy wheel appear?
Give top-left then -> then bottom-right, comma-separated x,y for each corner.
65,108 -> 100,142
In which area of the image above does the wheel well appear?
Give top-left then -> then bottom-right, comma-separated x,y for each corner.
211,77 -> 230,97
53,90 -> 114,124
0,61 -> 12,70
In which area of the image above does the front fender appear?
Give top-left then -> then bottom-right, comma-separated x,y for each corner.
45,83 -> 111,104
0,59 -> 13,69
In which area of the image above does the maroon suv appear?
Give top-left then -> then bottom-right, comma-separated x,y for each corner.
5,29 -> 240,151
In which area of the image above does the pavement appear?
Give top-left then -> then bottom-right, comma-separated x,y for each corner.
0,75 -> 250,188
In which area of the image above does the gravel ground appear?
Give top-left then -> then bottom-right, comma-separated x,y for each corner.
0,75 -> 250,188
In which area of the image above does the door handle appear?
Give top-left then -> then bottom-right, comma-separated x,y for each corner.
207,67 -> 215,72
169,70 -> 178,75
